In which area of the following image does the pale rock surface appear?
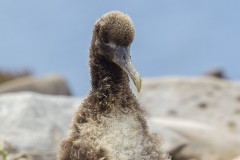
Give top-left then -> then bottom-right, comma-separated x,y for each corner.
0,92 -> 82,160
138,76 -> 240,135
232,155 -> 240,160
137,76 -> 240,159
0,75 -> 71,96
148,117 -> 240,160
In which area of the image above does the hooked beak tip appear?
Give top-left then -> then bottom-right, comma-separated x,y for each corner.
133,74 -> 142,92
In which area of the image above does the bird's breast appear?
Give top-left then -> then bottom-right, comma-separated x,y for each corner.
77,107 -> 147,159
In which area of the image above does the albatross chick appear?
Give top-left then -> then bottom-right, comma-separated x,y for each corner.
58,11 -> 170,160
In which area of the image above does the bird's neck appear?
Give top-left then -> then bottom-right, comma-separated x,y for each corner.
88,53 -> 139,113
89,53 -> 131,97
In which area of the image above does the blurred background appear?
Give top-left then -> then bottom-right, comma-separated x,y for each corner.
1,0 -> 240,97
1,1 -> 240,160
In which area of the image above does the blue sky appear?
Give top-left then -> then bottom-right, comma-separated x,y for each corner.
0,1 -> 240,96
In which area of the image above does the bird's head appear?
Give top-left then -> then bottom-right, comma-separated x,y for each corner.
93,11 -> 142,92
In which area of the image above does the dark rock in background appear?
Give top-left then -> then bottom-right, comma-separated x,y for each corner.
0,75 -> 71,96
203,68 -> 226,79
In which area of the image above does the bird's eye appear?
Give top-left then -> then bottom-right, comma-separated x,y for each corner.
102,37 -> 109,44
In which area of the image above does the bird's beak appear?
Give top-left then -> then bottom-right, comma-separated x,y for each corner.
112,45 -> 142,92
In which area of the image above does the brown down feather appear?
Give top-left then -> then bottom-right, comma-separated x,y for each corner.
58,11 -> 170,160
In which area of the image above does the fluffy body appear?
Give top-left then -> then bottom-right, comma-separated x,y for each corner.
58,11 -> 169,160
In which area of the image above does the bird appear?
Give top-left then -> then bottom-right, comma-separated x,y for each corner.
58,11 -> 170,160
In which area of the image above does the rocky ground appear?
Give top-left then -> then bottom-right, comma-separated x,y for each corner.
0,76 -> 239,160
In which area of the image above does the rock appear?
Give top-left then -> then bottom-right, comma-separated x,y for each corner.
203,68 -> 226,79
0,75 -> 71,96
136,76 -> 240,159
138,76 -> 240,135
148,117 -> 240,160
232,155 -> 240,160
0,92 -> 82,160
